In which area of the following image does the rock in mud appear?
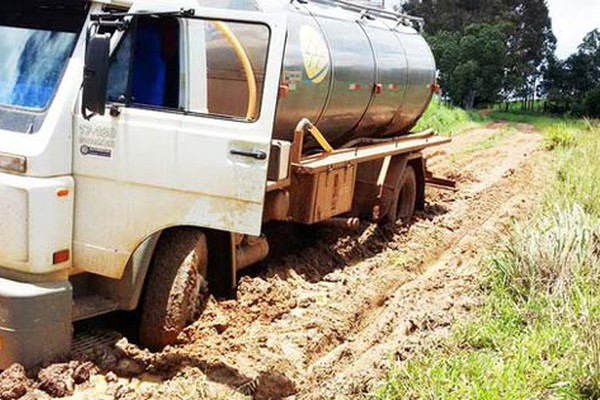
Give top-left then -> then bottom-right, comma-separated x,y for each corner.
72,361 -> 95,384
0,364 -> 32,400
254,369 -> 296,400
38,364 -> 74,397
115,358 -> 146,377
37,361 -> 96,397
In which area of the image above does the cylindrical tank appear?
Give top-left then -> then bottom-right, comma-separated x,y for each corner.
274,0 -> 436,148
200,0 -> 436,149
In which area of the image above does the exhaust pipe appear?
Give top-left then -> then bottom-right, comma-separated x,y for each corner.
318,217 -> 361,230
236,235 -> 270,271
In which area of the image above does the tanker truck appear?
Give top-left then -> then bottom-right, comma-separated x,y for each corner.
0,0 -> 449,368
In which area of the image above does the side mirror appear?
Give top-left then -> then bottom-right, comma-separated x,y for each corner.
82,33 -> 110,119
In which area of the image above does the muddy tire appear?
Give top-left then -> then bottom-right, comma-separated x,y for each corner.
396,165 -> 417,224
139,228 -> 209,351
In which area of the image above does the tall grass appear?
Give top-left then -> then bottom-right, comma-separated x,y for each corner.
491,204 -> 600,302
374,116 -> 600,400
414,98 -> 487,136
552,131 -> 600,217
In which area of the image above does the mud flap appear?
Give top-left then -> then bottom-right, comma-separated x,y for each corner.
206,231 -> 237,299
0,277 -> 72,369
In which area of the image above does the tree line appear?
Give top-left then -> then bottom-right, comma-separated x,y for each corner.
399,0 -> 600,117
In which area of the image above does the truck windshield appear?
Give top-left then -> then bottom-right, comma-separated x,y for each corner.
0,1 -> 88,133
0,28 -> 78,110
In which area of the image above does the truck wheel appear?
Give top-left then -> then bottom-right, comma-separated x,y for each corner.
396,165 -> 417,224
139,228 -> 209,351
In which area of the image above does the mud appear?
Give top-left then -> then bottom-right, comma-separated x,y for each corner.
0,122 -> 548,399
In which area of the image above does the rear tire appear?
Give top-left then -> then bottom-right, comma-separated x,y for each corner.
396,165 -> 417,225
139,228 -> 209,351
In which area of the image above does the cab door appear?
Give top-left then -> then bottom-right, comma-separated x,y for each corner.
72,8 -> 287,278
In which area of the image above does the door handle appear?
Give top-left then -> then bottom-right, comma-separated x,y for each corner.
230,149 -> 267,160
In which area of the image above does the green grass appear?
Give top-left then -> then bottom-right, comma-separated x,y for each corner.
488,110 -> 593,132
373,116 -> 600,400
414,98 -> 488,136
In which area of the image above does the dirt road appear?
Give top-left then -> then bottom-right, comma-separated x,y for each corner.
3,122 -> 548,400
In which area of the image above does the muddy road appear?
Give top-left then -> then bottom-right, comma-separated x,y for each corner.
3,122 -> 548,400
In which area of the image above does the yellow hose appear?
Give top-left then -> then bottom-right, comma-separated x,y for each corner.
211,21 -> 258,121
307,124 -> 334,153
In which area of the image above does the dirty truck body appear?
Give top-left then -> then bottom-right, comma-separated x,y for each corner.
0,0 -> 446,367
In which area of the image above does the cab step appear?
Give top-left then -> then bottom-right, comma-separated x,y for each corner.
73,294 -> 119,322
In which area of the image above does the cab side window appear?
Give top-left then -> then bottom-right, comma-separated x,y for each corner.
202,20 -> 269,120
106,17 -> 271,121
107,17 -> 181,109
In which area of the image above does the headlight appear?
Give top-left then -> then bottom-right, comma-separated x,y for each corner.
0,152 -> 27,173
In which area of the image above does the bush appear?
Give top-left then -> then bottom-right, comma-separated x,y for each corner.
543,123 -> 576,150
584,87 -> 600,118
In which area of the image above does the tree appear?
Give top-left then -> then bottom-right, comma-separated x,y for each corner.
578,29 -> 600,85
542,29 -> 600,116
401,0 -> 508,34
503,0 -> 556,110
401,0 -> 555,108
430,23 -> 508,108
541,54 -> 570,113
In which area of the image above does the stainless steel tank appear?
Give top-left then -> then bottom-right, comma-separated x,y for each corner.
273,0 -> 436,148
200,0 -> 436,148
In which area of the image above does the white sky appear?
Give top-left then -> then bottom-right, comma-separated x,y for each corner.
546,0 -> 600,59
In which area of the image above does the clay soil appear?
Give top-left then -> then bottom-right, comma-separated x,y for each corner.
0,122 -> 549,400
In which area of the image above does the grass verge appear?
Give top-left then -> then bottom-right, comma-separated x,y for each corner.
373,115 -> 600,399
488,110 -> 594,132
414,99 -> 488,136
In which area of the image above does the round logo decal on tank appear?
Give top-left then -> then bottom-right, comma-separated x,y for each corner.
299,25 -> 330,84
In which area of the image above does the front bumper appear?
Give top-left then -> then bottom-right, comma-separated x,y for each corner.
0,277 -> 72,369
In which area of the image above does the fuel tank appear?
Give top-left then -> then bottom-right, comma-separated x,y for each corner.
202,0 -> 436,148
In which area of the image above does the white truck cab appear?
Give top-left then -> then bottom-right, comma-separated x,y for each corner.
0,0 -> 288,367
